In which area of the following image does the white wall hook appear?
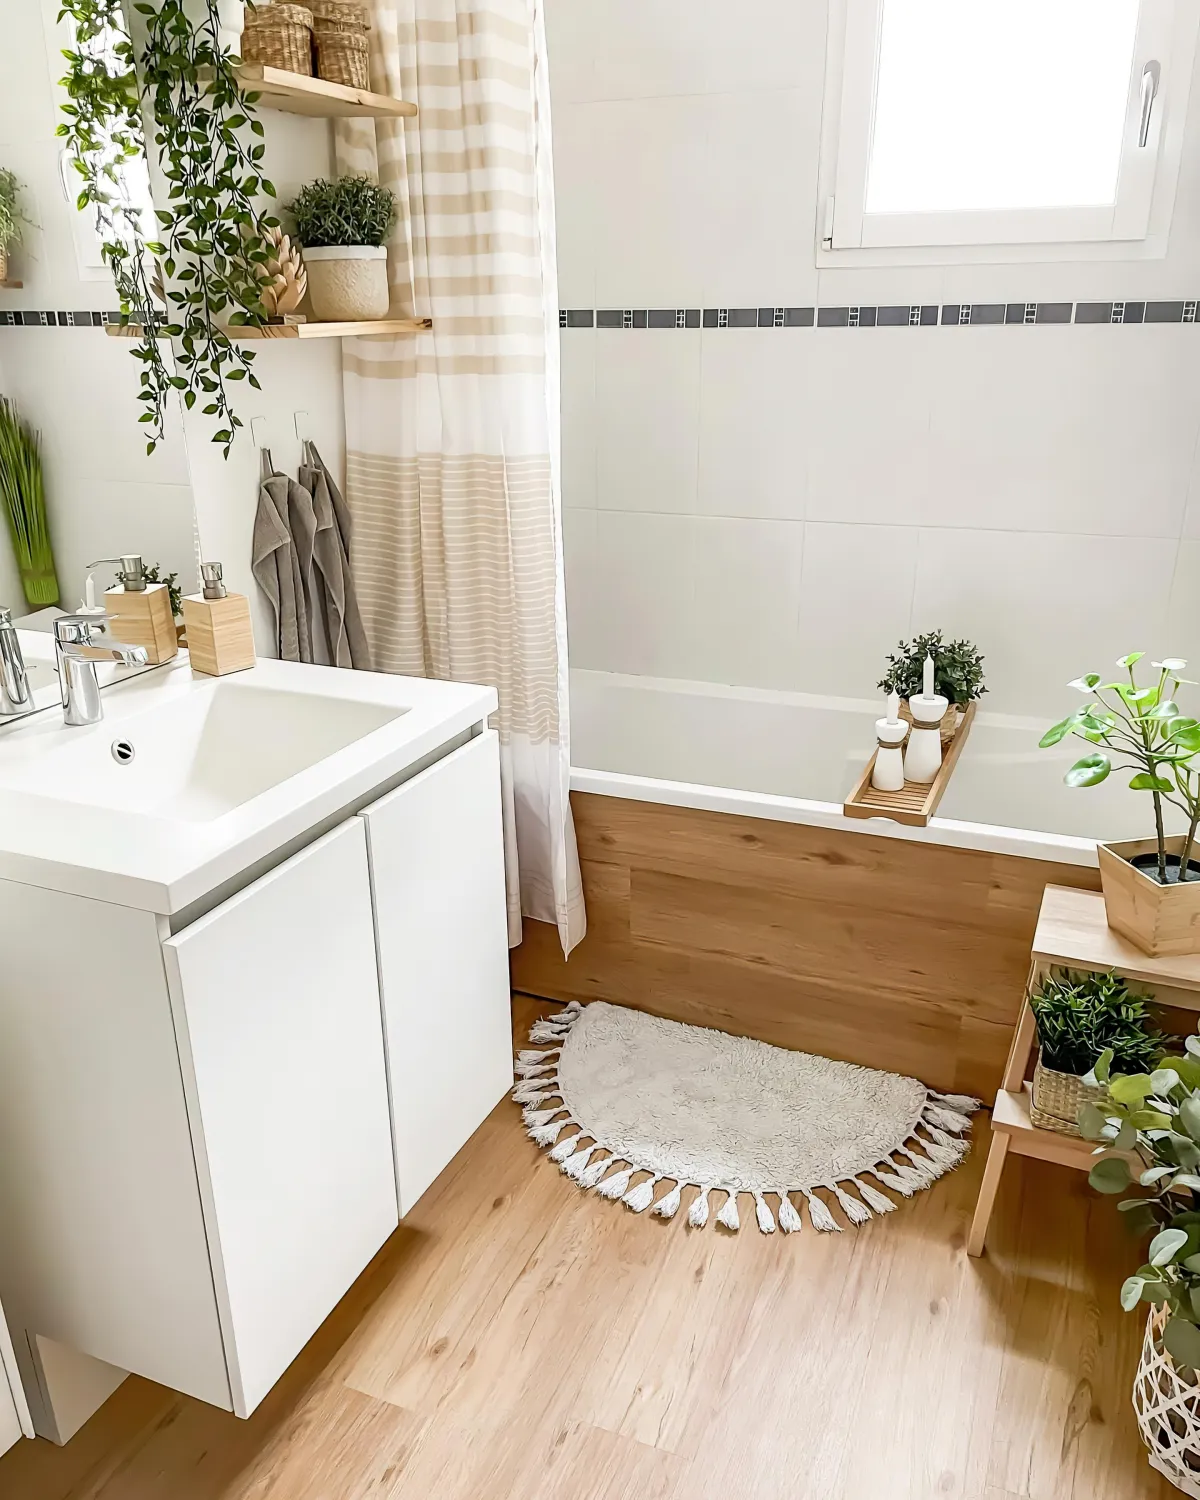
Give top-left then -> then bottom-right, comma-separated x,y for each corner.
250,416 -> 270,449
293,410 -> 310,442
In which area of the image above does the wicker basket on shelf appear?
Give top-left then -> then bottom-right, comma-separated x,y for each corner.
310,0 -> 370,33
1029,1053 -> 1102,1135
314,28 -> 370,88
241,3 -> 314,74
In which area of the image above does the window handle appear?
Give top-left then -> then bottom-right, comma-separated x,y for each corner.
1139,60 -> 1161,148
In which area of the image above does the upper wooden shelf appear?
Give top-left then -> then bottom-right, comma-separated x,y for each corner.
235,64 -> 417,119
106,317 -> 430,341
1034,883 -> 1200,992
0,281 -> 23,290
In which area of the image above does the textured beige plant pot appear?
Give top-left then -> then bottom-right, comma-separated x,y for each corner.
302,244 -> 389,322
1097,836 -> 1200,957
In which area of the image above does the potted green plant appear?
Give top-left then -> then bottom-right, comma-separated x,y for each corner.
1082,1041 -> 1200,1493
1028,968 -> 1161,1134
1041,654 -> 1200,956
0,398 -> 59,608
0,169 -> 30,285
879,629 -> 985,742
287,175 -> 397,323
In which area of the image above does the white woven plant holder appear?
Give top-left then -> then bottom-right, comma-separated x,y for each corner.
1136,1305 -> 1200,1497
514,1000 -> 980,1234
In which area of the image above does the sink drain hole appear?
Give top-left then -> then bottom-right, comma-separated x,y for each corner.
111,739 -> 136,765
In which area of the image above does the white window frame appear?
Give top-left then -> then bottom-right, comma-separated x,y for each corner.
818,0 -> 1199,265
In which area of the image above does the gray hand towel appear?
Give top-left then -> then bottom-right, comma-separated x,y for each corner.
299,442 -> 372,671
284,470 -> 319,664
251,452 -> 304,662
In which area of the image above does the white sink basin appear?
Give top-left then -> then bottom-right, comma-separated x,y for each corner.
1,679 -> 405,822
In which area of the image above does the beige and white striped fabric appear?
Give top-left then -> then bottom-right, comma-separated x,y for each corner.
335,0 -> 584,953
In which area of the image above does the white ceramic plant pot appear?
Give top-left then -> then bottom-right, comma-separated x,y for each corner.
303,245 -> 390,323
216,0 -> 244,55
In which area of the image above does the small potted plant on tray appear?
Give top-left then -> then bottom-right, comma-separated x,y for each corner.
1082,1038 -> 1200,1494
0,169 -> 30,285
287,175 -> 397,323
1042,654 -> 1200,956
879,629 -> 985,744
1029,967 -> 1161,1135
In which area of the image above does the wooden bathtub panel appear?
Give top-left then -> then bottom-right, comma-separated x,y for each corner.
510,793 -> 1102,1097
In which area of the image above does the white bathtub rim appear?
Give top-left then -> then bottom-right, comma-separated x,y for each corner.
569,766 -> 1098,868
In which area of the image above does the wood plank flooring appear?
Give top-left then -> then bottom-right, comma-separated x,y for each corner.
510,793 -> 1102,1098
0,996 -> 1171,1500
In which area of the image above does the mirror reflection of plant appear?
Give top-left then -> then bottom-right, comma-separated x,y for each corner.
1041,654 -> 1200,884
58,0 -> 276,456
1083,1040 -> 1200,1371
1030,968 -> 1162,1077
0,169 -> 31,254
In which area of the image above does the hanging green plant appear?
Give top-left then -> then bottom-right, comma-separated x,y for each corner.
57,0 -> 276,456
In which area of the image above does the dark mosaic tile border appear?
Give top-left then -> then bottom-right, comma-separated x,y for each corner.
0,310 -> 124,327
559,299 -> 1200,329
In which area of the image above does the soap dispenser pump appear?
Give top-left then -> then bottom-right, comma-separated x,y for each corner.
88,553 -> 178,664
181,561 -> 256,676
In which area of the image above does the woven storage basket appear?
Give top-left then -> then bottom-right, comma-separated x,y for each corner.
1136,1304 -> 1200,1498
1029,1053 -> 1101,1135
315,28 -> 369,88
311,0 -> 370,33
241,3 -> 314,74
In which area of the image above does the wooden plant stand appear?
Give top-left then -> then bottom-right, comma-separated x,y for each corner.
967,883 -> 1200,1257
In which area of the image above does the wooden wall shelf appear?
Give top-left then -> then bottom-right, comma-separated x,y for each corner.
843,700 -> 976,828
106,317 -> 430,341
234,64 -> 417,119
0,281 -> 23,290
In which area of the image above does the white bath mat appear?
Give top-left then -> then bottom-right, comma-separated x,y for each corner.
514,1001 -> 980,1233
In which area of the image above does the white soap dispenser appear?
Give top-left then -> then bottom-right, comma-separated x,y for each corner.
872,691 -> 908,792
904,654 -> 948,784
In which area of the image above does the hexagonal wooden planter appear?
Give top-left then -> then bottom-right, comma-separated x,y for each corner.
1097,837 -> 1200,957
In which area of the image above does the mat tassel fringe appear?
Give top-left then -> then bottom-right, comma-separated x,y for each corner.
514,1001 -> 980,1234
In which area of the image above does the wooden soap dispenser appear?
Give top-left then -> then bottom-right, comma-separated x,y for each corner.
92,553 -> 178,664
181,562 -> 256,676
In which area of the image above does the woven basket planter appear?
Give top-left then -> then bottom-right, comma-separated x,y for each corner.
1029,1053 -> 1101,1135
315,28 -> 369,88
241,3 -> 314,74
1136,1305 -> 1200,1497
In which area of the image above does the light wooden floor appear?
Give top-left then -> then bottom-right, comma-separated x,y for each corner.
0,997 -> 1172,1500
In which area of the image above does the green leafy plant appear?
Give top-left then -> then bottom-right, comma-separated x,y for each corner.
878,629 -> 986,707
111,559 -> 180,618
1030,968 -> 1162,1076
288,176 -> 397,248
0,398 -> 59,608
1082,1039 -> 1200,1370
1040,654 -> 1200,884
57,0 -> 276,455
0,169 -> 31,254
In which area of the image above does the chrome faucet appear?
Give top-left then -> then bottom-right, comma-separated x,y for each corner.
0,608 -> 33,719
54,613 -> 149,727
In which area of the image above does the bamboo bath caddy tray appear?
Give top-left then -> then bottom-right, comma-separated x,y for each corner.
842,700 -> 977,828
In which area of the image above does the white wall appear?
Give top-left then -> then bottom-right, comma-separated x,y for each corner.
550,1 -> 1200,719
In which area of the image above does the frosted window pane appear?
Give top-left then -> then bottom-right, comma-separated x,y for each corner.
865,0 -> 1140,214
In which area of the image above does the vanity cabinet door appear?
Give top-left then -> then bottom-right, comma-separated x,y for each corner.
0,1304 -> 32,1456
359,730 -> 512,1215
163,818 -> 398,1418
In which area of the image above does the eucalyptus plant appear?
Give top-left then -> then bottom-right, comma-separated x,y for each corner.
1041,654 -> 1200,884
879,629 -> 986,707
57,0 -> 276,455
0,169 -> 30,254
1083,1040 -> 1200,1370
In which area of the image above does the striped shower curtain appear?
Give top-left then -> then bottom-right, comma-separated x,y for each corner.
334,0 -> 584,953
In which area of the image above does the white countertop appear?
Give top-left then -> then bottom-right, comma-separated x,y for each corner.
0,655 -> 496,915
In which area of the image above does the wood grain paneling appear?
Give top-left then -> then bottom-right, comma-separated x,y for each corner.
0,999 -> 1174,1500
510,794 -> 1102,1096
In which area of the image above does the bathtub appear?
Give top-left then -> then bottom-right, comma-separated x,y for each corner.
567,668 -> 1167,867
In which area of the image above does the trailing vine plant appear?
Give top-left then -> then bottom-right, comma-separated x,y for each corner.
57,0 -> 277,455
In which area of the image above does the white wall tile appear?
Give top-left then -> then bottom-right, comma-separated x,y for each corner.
796,522 -> 919,697
689,517 -> 804,688
595,330 -> 701,514
1166,541 -> 1200,665
549,104 -> 598,309
563,507 -> 601,665
928,328 -> 1200,539
581,511 -> 700,677
803,335 -> 934,525
587,96 -> 714,308
696,331 -> 809,519
912,528 -> 1180,717
560,329 -> 596,509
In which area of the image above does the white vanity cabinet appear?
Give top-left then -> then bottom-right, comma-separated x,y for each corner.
0,724 -> 512,1434
0,1305 -> 32,1457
